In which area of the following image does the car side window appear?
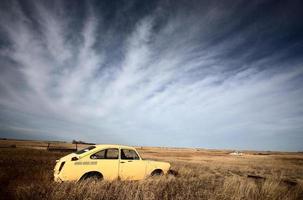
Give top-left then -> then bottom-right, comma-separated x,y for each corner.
106,148 -> 119,159
90,148 -> 119,159
121,149 -> 140,160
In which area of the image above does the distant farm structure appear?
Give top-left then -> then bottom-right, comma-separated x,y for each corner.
229,151 -> 244,156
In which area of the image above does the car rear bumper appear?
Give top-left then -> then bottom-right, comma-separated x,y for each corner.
54,174 -> 63,182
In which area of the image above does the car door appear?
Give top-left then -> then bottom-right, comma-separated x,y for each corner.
90,148 -> 119,180
119,148 -> 146,180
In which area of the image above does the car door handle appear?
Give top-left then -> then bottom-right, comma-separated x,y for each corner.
120,161 -> 125,163
127,160 -> 133,162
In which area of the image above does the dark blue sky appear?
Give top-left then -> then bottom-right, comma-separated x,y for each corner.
0,0 -> 303,151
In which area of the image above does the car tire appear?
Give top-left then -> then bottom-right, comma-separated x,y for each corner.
80,172 -> 103,182
151,169 -> 164,176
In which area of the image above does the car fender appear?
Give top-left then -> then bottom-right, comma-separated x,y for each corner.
145,160 -> 170,175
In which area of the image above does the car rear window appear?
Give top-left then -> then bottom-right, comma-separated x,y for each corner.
75,146 -> 96,154
90,148 -> 119,159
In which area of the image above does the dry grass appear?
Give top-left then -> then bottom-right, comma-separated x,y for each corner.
0,139 -> 303,200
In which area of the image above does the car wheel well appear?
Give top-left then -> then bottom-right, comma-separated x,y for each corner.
151,169 -> 164,176
79,171 -> 103,181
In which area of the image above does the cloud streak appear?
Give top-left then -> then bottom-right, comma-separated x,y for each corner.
0,0 -> 303,150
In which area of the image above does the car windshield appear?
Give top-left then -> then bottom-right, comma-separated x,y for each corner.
75,146 -> 96,154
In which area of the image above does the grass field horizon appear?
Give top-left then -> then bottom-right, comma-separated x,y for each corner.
1,138 -> 302,200
1,137 -> 301,153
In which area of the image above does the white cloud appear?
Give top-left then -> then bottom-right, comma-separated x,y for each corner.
0,1 -> 302,150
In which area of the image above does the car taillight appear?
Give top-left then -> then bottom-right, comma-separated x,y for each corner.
59,162 -> 65,172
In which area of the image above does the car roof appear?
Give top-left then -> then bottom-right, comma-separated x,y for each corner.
94,144 -> 136,150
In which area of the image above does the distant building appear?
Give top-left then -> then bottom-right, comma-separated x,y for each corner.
229,151 -> 243,156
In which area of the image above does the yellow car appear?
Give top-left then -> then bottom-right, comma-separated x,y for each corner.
54,144 -> 171,182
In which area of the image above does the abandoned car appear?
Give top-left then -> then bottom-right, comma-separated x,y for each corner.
54,144 -> 171,182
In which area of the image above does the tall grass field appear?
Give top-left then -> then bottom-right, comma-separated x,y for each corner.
0,139 -> 302,200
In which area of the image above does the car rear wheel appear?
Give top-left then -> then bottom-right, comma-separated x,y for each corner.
79,172 -> 103,182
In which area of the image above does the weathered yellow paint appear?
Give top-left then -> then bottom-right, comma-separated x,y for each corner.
119,159 -> 146,180
54,144 -> 170,182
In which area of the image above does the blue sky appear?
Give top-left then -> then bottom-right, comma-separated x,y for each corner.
0,0 -> 303,151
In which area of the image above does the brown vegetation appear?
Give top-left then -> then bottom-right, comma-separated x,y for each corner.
0,139 -> 302,200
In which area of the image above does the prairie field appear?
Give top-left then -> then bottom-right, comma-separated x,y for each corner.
0,139 -> 302,200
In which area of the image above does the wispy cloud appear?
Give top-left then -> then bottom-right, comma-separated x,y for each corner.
0,0 -> 302,150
